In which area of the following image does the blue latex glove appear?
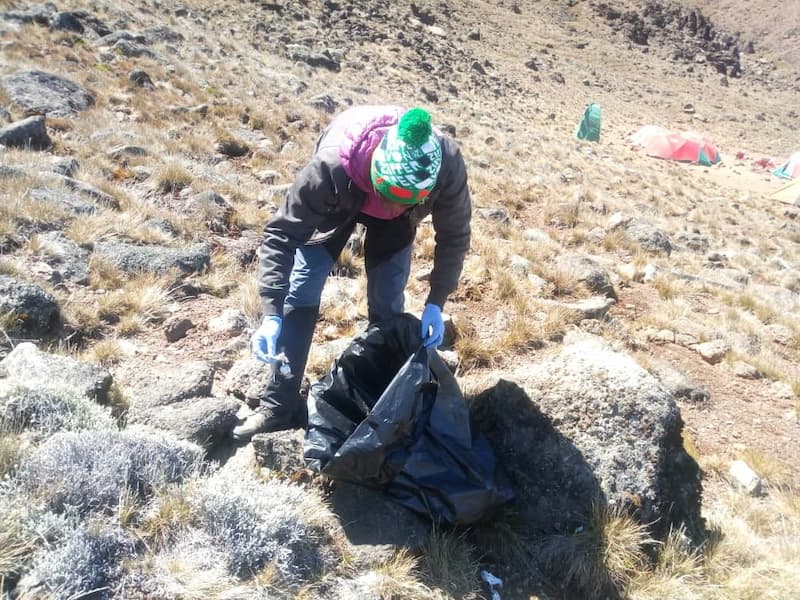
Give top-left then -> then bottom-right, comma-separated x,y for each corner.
421,303 -> 444,348
251,315 -> 282,363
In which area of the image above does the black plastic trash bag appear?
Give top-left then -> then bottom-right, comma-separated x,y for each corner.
304,314 -> 515,525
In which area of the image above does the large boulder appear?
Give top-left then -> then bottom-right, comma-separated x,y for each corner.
1,70 -> 95,117
124,361 -> 215,410
1,342 -> 112,404
93,241 -> 211,276
471,333 -> 703,540
0,115 -> 51,150
127,397 -> 239,449
0,276 -> 60,338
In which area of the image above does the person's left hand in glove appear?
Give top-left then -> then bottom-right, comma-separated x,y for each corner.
421,303 -> 445,348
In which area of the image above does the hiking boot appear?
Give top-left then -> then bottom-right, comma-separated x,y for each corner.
231,407 -> 299,442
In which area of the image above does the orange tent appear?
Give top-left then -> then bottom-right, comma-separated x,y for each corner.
630,126 -> 721,166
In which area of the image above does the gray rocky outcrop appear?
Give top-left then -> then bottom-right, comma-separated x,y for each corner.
126,396 -> 239,449
0,276 -> 60,339
329,481 -> 431,566
0,115 -> 51,149
1,70 -> 95,117
1,342 -> 112,404
185,190 -> 234,233
124,361 -> 215,410
223,357 -> 271,407
252,429 -> 307,474
625,219 -> 673,255
34,231 -> 91,284
93,241 -> 211,276
27,186 -> 97,217
648,358 -> 709,402
40,173 -> 120,209
557,255 -> 617,299
471,333 -> 704,546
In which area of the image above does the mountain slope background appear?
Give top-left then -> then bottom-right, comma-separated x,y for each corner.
1,0 -> 799,598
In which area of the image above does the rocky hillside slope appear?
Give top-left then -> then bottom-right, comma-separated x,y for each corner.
1,0 -> 799,598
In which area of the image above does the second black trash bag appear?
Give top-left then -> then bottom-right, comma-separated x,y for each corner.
304,314 -> 514,525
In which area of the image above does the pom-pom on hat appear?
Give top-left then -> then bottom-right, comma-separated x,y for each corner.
370,107 -> 442,205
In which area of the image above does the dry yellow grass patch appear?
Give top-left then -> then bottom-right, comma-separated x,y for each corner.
97,272 -> 175,325
84,338 -> 124,367
138,485 -> 196,551
238,273 -> 263,327
420,528 -> 480,599
189,251 -> 242,298
539,502 -> 654,597
155,161 -> 193,194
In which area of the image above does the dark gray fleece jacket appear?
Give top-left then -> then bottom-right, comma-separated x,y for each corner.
257,120 -> 471,318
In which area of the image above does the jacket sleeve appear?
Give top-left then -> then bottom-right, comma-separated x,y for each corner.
427,139 -> 472,308
258,153 -> 339,317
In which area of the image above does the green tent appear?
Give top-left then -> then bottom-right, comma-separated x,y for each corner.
575,103 -> 602,142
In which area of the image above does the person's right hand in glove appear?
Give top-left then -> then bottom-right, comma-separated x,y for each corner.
251,315 -> 282,363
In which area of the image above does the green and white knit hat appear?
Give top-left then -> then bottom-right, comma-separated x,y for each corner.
370,108 -> 442,205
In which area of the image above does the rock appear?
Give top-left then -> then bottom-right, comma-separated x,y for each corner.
141,25 -> 183,45
308,93 -> 339,114
93,241 -> 211,276
113,39 -> 158,60
254,169 -> 280,184
1,342 -> 112,404
27,186 -> 97,216
34,231 -> 90,284
252,429 -> 306,474
125,361 -> 215,410
692,340 -> 729,364
185,190 -> 234,233
728,460 -> 762,496
95,31 -> 146,46
40,173 -> 120,209
476,207 -> 510,223
107,145 -> 148,160
565,296 -> 616,320
523,227 -> 557,245
127,396 -> 239,450
49,157 -> 80,177
0,116 -> 51,150
164,316 -> 194,342
208,309 -> 247,336
625,219 -> 672,255
557,255 -> 617,299
731,361 -> 761,379
508,254 -> 532,277
1,70 -> 95,117
128,70 -> 154,88
214,230 -> 262,267
648,359 -> 709,402
763,323 -> 795,347
0,276 -> 60,339
223,357 -> 271,407
216,137 -> 250,158
49,11 -> 83,32
606,212 -> 633,230
471,334 -> 705,547
676,231 -> 710,253
286,44 -> 341,71
329,481 -> 430,566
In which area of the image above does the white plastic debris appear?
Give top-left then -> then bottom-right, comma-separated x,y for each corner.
271,352 -> 292,377
729,459 -> 762,496
480,570 -> 503,600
